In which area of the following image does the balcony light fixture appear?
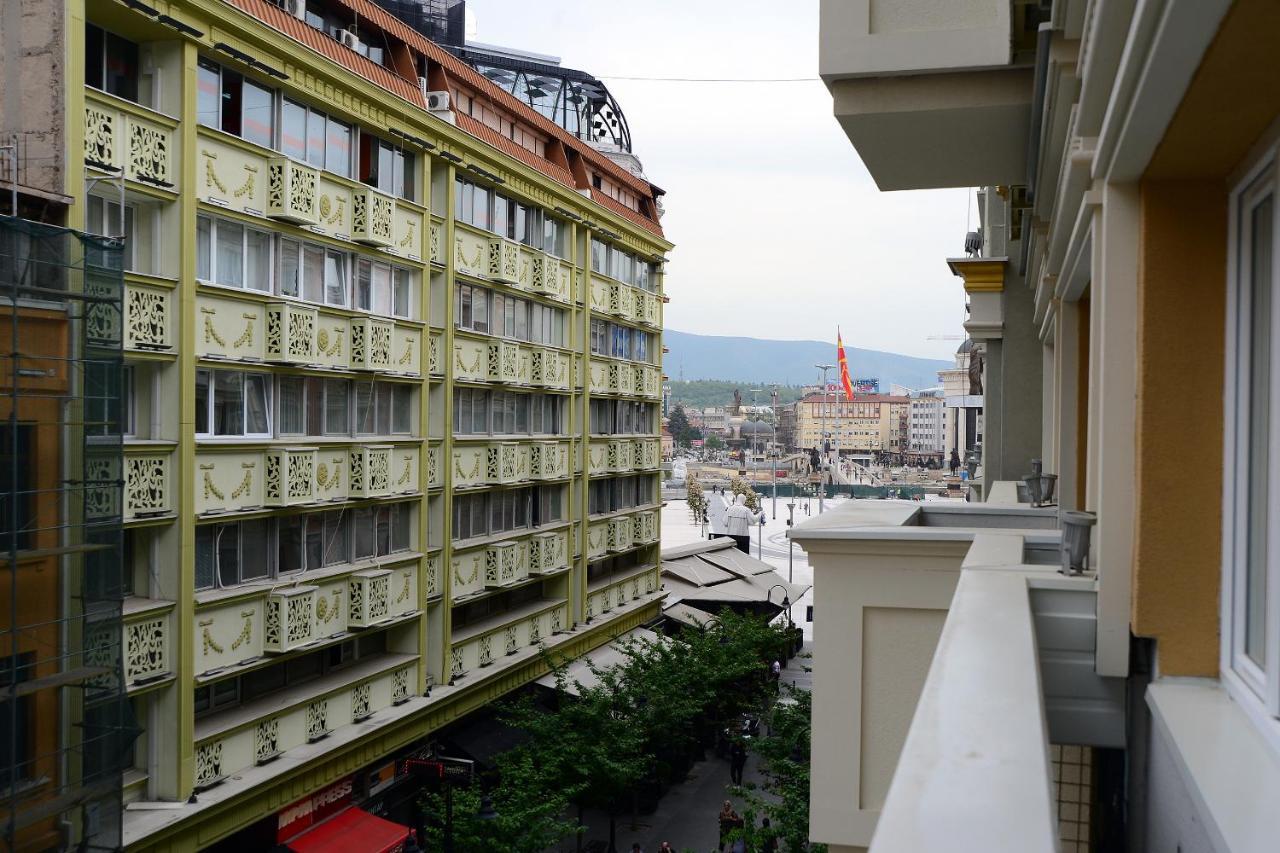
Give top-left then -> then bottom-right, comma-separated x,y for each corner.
438,151 -> 463,163
390,129 -> 435,150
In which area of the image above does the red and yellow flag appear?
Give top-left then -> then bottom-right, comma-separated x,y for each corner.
837,329 -> 855,399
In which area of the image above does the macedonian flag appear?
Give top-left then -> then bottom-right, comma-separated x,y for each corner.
837,329 -> 854,399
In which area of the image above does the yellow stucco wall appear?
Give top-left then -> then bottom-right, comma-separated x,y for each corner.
1132,180 -> 1225,678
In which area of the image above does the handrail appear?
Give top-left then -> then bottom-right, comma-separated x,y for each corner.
870,568 -> 1057,853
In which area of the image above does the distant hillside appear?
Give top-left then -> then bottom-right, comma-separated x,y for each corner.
662,330 -> 952,391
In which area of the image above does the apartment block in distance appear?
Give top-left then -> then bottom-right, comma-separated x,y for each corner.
2,0 -> 671,848
802,1 -> 1280,852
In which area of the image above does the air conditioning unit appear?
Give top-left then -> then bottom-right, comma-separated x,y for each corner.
425,90 -> 450,112
336,29 -> 362,51
270,0 -> 305,17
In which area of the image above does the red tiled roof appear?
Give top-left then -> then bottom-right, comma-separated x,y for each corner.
223,0 -> 662,234
455,113 -> 576,190
589,188 -> 661,234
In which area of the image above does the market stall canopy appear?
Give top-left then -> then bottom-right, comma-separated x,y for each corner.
660,539 -> 810,622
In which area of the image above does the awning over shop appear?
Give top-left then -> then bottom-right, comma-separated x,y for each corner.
534,627 -> 664,696
286,807 -> 411,853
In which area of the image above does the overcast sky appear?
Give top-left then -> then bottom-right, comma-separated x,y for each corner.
465,0 -> 973,361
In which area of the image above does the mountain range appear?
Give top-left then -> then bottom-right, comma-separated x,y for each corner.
662,329 -> 955,391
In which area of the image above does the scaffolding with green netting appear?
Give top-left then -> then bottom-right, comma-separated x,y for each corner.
1,214 -> 135,852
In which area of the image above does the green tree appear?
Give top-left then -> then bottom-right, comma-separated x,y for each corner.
706,434 -> 725,451
732,683 -> 826,853
667,404 -> 692,447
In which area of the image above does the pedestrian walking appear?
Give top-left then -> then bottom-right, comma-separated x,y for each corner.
729,739 -> 747,785
949,449 -> 961,475
658,843 -> 675,853
761,818 -> 780,852
718,800 -> 742,852
723,494 -> 764,553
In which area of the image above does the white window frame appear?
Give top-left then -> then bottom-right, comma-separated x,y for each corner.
196,214 -> 273,292
195,368 -> 273,438
1223,143 -> 1280,729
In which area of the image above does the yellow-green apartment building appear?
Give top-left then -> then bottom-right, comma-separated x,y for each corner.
3,0 -> 671,848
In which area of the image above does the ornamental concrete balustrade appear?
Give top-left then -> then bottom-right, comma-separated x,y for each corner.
585,566 -> 660,622
424,553 -> 443,601
528,529 -> 570,576
587,358 -> 661,399
193,560 -> 420,675
451,441 -> 534,489
428,331 -> 444,376
193,658 -> 416,790
588,439 -> 632,476
429,220 -> 444,266
452,335 -> 537,386
790,500 -> 1125,852
194,293 -> 422,377
123,601 -> 175,691
196,444 -> 418,514
483,541 -> 529,589
529,441 -> 571,481
631,510 -> 659,546
84,89 -> 176,190
197,133 -> 424,259
123,449 -> 173,520
124,283 -> 173,351
530,347 -> 570,389
449,600 -> 569,682
426,445 -> 442,489
451,225 -> 570,304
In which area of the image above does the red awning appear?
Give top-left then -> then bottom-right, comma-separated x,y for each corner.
286,807 -> 411,853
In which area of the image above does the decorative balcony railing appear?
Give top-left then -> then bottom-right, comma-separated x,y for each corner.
266,156 -> 319,225
349,570 -> 392,628
529,529 -> 569,575
530,441 -> 570,481
84,90 -> 176,189
425,553 -> 442,601
430,221 -> 443,266
264,586 -> 317,653
586,567 -> 659,622
194,660 -> 416,789
451,441 -> 531,489
124,449 -> 172,520
123,606 -> 173,689
124,283 -> 172,351
488,237 -> 522,285
530,347 -> 570,389
352,186 -> 395,248
449,601 -> 568,682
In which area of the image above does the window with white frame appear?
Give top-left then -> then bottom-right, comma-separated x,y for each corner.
84,361 -> 133,437
1226,152 -> 1280,713
195,369 -> 271,437
196,215 -> 271,291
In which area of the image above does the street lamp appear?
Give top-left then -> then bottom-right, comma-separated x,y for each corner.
766,583 -> 792,629
785,501 -> 796,583
815,364 -> 835,513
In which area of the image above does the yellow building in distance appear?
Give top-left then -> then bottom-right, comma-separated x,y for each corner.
794,392 -> 909,458
2,0 -> 671,848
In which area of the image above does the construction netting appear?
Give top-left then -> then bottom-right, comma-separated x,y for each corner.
1,214 -> 135,852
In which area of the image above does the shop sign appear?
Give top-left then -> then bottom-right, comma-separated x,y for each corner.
276,776 -> 355,842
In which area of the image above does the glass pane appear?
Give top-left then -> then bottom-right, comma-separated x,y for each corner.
85,24 -> 105,90
215,220 -> 244,287
282,100 -> 308,161
244,374 -> 270,434
307,109 -> 326,167
241,79 -> 275,149
241,520 -> 269,580
195,527 -> 215,589
303,244 -> 325,303
195,370 -> 210,434
326,118 -> 351,176
246,228 -> 270,291
324,250 -> 346,305
392,385 -> 412,433
305,515 -> 323,570
213,371 -> 244,436
392,503 -> 411,552
324,511 -> 348,566
376,507 -> 391,556
104,31 -> 139,102
473,287 -> 488,333
372,263 -> 392,316
393,268 -> 411,318
279,239 -> 300,297
217,525 -> 240,587
197,216 -> 212,279
325,379 -> 349,435
356,259 -> 372,311
353,507 -> 376,559
279,378 -> 304,434
1245,194 -> 1273,669
277,516 -> 303,574
376,384 -> 392,435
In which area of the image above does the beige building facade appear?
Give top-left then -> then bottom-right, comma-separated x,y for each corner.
795,392 -> 910,458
